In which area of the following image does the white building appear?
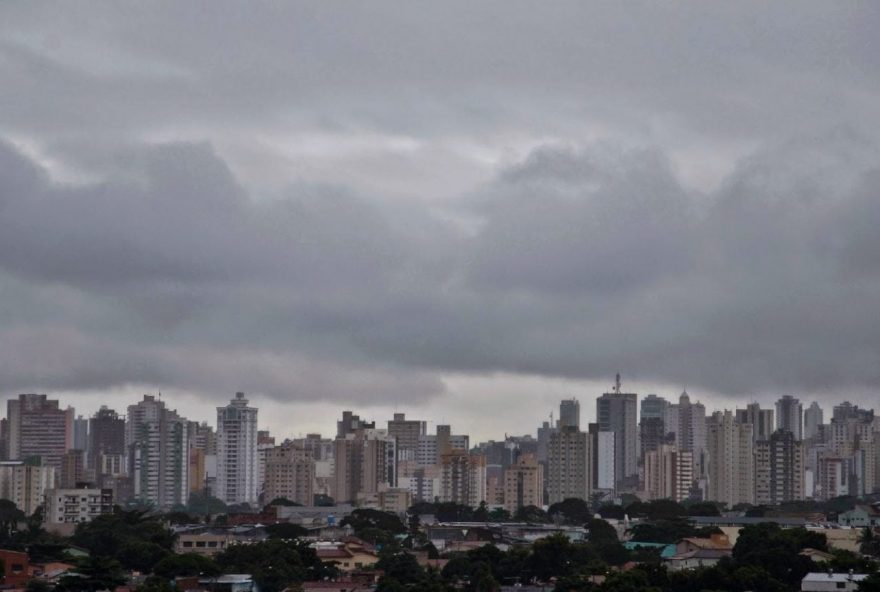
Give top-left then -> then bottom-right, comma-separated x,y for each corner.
216,392 -> 259,505
44,487 -> 113,534
801,572 -> 867,592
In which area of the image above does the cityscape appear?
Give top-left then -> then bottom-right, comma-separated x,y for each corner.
3,2 -> 880,592
0,382 -> 879,590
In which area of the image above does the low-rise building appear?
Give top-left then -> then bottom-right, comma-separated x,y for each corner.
313,538 -> 378,572
43,488 -> 113,535
801,572 -> 868,592
838,504 -> 880,528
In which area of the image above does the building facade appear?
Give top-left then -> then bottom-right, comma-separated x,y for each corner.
215,392 -> 259,505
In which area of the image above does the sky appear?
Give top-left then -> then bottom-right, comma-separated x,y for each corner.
1,2 -> 879,441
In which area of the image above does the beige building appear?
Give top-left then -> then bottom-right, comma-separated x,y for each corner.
0,461 -> 55,515
439,451 -> 487,508
332,429 -> 396,503
502,454 -> 543,513
643,445 -> 693,502
264,440 -> 315,506
547,426 -> 591,504
707,411 -> 754,506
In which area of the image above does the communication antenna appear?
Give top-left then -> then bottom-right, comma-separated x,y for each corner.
614,373 -> 622,394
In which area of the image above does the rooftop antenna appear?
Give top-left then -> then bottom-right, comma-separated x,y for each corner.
614,373 -> 622,394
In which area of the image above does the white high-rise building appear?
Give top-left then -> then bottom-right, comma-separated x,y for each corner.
804,402 -> 824,440
676,391 -> 707,477
216,392 -> 259,505
707,411 -> 754,507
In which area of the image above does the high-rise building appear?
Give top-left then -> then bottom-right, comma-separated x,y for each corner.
216,392 -> 259,505
128,395 -> 189,508
643,445 -> 693,503
416,426 -> 468,466
387,414 -> 427,460
88,407 -> 126,481
5,394 -> 74,474
776,396 -> 803,439
597,377 -> 638,487
60,449 -> 86,488
0,460 -> 55,515
707,411 -> 754,507
439,451 -> 487,508
73,416 -> 89,454
559,399 -> 581,430
547,426 -> 591,504
735,403 -> 775,443
676,391 -> 707,477
755,430 -> 805,505
590,426 -> 616,492
502,453 -> 543,513
804,402 -> 824,440
333,426 -> 396,503
264,440 -> 315,506
640,395 -> 668,422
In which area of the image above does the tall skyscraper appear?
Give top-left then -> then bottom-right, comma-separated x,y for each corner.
596,375 -> 638,487
547,426 -> 591,504
558,399 -> 581,430
804,402 -> 823,440
707,411 -> 754,507
755,430 -> 805,505
73,416 -> 89,454
776,396 -> 803,439
88,406 -> 126,478
128,395 -> 190,508
589,423 -> 616,492
216,392 -> 259,505
640,395 -> 668,422
640,395 -> 669,455
735,403 -> 775,443
5,394 -> 74,474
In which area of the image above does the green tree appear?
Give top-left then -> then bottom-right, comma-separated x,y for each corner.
0,499 -> 25,540
859,572 -> 880,592
215,539 -> 329,592
514,505 -> 549,523
152,553 -> 221,579
548,498 -> 592,525
55,556 -> 127,592
474,501 -> 489,522
71,509 -> 176,572
860,527 -> 880,557
340,508 -> 407,536
186,492 -> 228,516
586,518 -> 618,544
265,523 -> 309,540
375,552 -> 425,584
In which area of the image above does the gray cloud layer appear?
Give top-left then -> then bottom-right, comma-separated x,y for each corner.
1,2 -> 879,413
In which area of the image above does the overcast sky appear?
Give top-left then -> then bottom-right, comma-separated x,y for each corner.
1,2 -> 879,441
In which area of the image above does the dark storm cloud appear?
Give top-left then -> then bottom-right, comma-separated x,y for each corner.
2,131 -> 880,402
1,1 -> 880,410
